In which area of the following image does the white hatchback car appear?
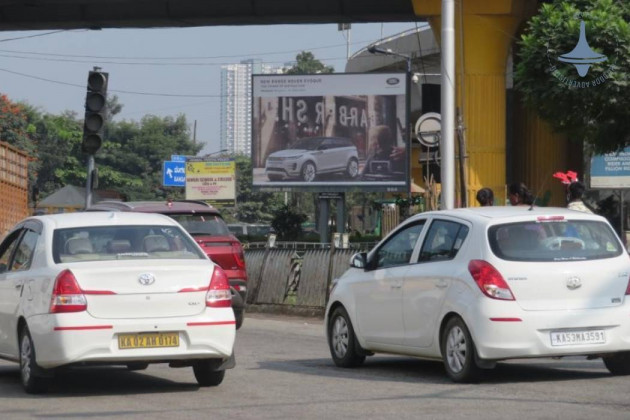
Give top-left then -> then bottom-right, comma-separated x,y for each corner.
326,206 -> 630,382
0,212 -> 235,393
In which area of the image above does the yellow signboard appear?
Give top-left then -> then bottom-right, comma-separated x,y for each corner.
185,158 -> 236,202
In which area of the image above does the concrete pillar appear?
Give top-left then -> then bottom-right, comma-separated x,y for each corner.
413,0 -> 532,206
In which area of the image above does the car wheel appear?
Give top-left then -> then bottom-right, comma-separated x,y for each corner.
328,306 -> 366,368
235,309 -> 244,330
127,362 -> 149,371
301,162 -> 317,182
193,360 -> 226,386
19,326 -> 51,394
603,352 -> 630,375
346,158 -> 359,178
441,317 -> 481,383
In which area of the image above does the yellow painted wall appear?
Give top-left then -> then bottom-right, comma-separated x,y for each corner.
412,0 -> 570,207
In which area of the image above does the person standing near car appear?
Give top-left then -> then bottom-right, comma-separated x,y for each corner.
508,182 -> 534,206
476,188 -> 494,206
567,181 -> 594,214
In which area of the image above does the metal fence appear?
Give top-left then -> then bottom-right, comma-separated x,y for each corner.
244,245 -> 361,309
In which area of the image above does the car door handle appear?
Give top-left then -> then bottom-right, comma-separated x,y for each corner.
435,279 -> 448,289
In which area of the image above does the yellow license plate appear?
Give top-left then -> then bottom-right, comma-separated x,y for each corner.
118,332 -> 180,349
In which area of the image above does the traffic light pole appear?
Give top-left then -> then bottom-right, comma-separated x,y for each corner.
85,155 -> 94,209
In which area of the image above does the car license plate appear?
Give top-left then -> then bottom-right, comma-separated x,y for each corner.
550,330 -> 605,346
118,332 -> 180,349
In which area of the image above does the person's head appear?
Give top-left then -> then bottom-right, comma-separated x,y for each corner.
476,188 -> 494,206
568,181 -> 586,202
371,125 -> 393,153
508,182 -> 534,206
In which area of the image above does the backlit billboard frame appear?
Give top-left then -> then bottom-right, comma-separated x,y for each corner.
252,73 -> 409,193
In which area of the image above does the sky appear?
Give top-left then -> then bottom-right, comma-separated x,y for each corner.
0,22 -> 418,155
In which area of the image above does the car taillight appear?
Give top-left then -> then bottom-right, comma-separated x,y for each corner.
232,241 -> 246,270
206,265 -> 232,308
625,274 -> 630,296
50,269 -> 88,313
468,260 -> 515,301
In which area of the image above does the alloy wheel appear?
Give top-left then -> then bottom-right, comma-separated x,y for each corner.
331,316 -> 349,359
446,325 -> 467,373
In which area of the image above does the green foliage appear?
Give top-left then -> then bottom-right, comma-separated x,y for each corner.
225,154 -> 283,223
285,51 -> 334,74
1,93 -> 202,202
271,205 -> 308,240
515,0 -> 630,153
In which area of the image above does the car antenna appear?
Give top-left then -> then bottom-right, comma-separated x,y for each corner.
529,176 -> 551,211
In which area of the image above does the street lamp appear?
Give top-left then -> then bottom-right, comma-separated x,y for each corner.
367,45 -> 413,216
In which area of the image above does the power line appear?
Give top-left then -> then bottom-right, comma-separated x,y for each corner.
0,67 -> 222,97
0,30 -> 71,43
0,36 -> 396,61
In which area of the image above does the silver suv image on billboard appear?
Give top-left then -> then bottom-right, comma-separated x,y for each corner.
252,73 -> 409,192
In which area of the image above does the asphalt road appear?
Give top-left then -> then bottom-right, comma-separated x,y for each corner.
0,313 -> 628,420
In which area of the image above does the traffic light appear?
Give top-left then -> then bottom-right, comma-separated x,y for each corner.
82,70 -> 108,155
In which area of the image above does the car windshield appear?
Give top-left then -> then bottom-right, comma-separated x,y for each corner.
168,214 -> 231,236
289,138 -> 324,150
488,220 -> 623,262
53,225 -> 205,263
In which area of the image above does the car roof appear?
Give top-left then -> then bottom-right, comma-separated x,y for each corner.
410,206 -> 607,227
26,211 -> 180,230
89,200 -> 221,215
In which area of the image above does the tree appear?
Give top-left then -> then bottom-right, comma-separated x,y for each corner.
228,154 -> 283,223
286,51 -> 334,75
0,94 -> 37,156
515,0 -> 630,153
271,205 -> 308,240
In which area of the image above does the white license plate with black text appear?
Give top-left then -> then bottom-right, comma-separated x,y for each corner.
550,330 -> 605,346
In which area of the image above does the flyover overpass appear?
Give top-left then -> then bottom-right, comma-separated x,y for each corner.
0,0 -> 418,30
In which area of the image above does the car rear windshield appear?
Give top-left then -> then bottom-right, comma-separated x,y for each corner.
167,213 -> 231,236
488,220 -> 623,262
53,225 -> 206,263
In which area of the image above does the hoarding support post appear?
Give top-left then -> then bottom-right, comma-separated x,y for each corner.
319,198 -> 329,244
336,194 -> 345,234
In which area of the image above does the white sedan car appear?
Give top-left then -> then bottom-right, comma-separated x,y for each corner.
0,212 -> 235,393
326,207 -> 630,382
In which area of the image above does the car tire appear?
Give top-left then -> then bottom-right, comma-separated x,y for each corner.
193,360 -> 226,386
346,158 -> 359,178
603,352 -> 630,375
126,362 -> 149,371
328,306 -> 366,368
19,326 -> 52,394
301,161 -> 317,182
235,309 -> 244,330
441,317 -> 482,383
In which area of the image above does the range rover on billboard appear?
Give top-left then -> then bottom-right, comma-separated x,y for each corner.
265,137 -> 359,182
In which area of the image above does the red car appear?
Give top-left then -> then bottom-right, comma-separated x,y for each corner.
89,200 -> 248,329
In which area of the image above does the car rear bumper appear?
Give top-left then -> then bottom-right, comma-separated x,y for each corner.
468,303 -> 630,360
27,309 -> 236,369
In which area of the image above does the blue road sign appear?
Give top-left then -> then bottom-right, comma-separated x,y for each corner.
171,155 -> 188,162
163,161 -> 186,187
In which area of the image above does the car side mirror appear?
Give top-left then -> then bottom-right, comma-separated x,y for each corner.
350,252 -> 367,269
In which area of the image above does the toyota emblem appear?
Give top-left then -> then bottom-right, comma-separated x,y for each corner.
566,276 -> 582,290
138,273 -> 156,286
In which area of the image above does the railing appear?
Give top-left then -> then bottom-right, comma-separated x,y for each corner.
243,241 -> 377,251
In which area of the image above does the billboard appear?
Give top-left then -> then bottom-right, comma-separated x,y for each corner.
252,73 -> 409,192
590,147 -> 630,188
185,157 -> 236,204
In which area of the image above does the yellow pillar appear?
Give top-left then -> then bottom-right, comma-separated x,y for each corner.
412,0 -> 531,206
